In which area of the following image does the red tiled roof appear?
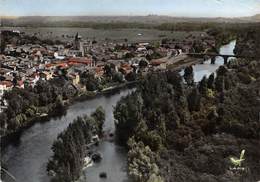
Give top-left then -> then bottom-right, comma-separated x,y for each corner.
46,63 -> 55,68
17,80 -> 24,86
31,72 -> 39,78
150,60 -> 166,66
121,64 -> 132,71
67,57 -> 92,65
0,81 -> 13,87
46,63 -> 68,69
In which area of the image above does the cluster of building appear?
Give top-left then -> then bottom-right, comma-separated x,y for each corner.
0,30 -> 216,111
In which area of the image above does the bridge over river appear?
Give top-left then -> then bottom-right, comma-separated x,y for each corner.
186,53 -> 257,64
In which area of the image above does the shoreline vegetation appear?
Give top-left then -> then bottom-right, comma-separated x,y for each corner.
46,106 -> 105,182
0,80 -> 137,147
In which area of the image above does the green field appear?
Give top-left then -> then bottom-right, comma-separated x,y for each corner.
0,27 -> 203,43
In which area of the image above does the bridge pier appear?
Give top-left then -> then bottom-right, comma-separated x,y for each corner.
186,53 -> 245,63
223,56 -> 228,64
203,56 -> 206,62
210,56 -> 216,64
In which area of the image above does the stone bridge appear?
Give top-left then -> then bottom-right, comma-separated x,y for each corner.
186,53 -> 256,64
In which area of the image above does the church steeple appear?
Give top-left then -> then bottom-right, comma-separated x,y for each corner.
75,32 -> 79,40
73,32 -> 80,50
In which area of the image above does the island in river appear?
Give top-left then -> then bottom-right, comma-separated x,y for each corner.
1,35 -> 238,182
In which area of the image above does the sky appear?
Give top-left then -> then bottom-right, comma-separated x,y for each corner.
0,0 -> 260,17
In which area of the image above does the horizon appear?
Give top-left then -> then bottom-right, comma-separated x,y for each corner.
1,0 -> 260,18
1,14 -> 260,19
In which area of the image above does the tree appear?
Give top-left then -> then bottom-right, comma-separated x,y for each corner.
114,92 -> 142,145
187,88 -> 201,112
124,52 -> 135,59
139,60 -> 148,68
145,130 -> 163,151
128,138 -> 161,182
104,64 -> 113,77
166,71 -> 184,97
91,106 -> 105,133
198,76 -> 208,96
217,65 -> 228,77
0,113 -> 8,130
53,95 -> 65,114
184,66 -> 194,86
125,72 -> 136,82
147,174 -> 164,182
112,72 -> 124,83
215,76 -> 224,92
80,71 -> 99,91
207,73 -> 215,89
47,110 -> 105,182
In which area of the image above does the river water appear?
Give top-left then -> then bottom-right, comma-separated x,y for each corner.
2,89 -> 134,182
1,40 -> 236,182
191,40 -> 236,82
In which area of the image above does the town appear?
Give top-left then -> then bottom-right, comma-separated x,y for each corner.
1,2 -> 260,181
0,29 -> 216,113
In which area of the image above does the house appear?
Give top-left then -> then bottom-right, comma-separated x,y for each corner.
95,66 -> 104,78
40,71 -> 53,81
67,57 -> 93,67
0,81 -> 13,98
120,63 -> 133,75
106,59 -> 125,72
29,72 -> 40,87
138,43 -> 149,46
68,73 -> 80,85
67,50 -> 83,57
150,59 -> 167,70
54,52 -> 65,60
16,80 -> 25,89
137,47 -> 147,52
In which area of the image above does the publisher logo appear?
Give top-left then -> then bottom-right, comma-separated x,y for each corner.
229,149 -> 248,172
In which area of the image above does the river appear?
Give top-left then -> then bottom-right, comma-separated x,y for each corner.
1,89 -> 134,182
1,40 -> 236,182
191,40 -> 236,82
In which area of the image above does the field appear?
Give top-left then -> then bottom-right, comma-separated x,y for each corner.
0,27 -> 203,43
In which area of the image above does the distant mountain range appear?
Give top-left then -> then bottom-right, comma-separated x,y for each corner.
1,14 -> 260,26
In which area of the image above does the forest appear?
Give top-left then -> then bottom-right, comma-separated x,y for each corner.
114,57 -> 260,181
114,26 -> 260,181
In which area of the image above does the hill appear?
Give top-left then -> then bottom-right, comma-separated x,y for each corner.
1,14 -> 260,27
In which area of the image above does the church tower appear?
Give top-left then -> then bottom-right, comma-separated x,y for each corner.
73,32 -> 81,50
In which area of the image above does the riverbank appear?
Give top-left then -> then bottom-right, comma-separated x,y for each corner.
2,86 -> 135,182
167,56 -> 203,71
0,49 -> 222,148
0,80 -> 138,149
0,53 -> 202,144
